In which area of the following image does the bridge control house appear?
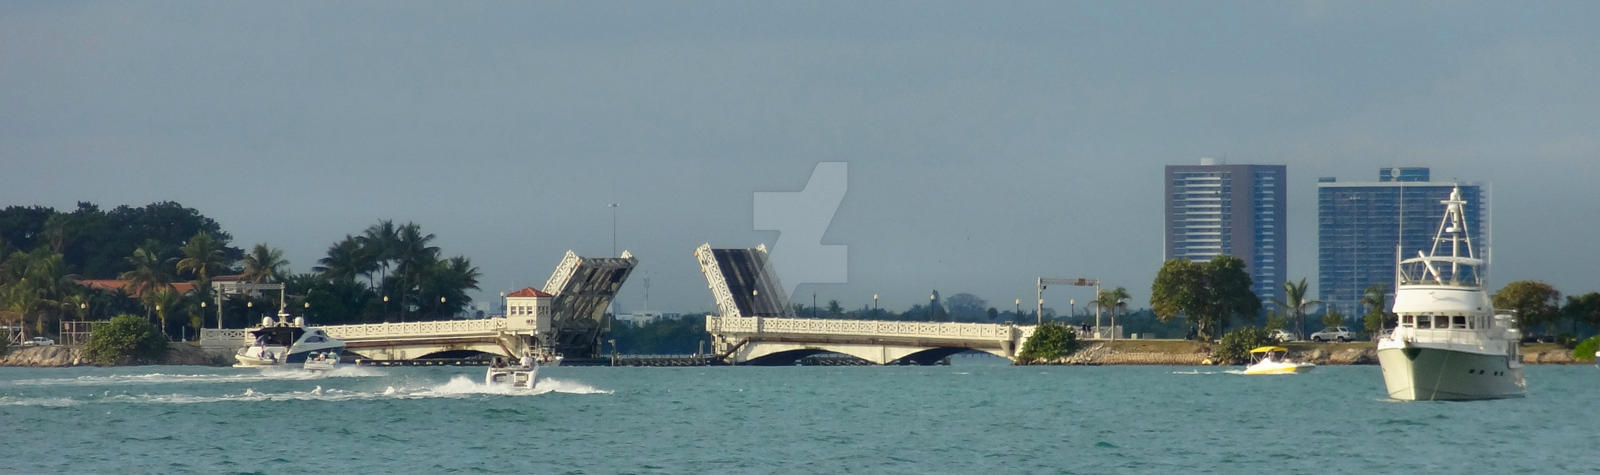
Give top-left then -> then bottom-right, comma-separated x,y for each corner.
504,287 -> 553,335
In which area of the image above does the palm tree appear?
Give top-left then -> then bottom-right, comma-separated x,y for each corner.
1361,284 -> 1390,337
314,235 -> 374,283
361,220 -> 399,288
392,223 -> 439,321
239,244 -> 288,284
176,231 -> 229,319
149,286 -> 182,339
1271,278 -> 1319,340
119,246 -> 171,318
1094,286 -> 1131,341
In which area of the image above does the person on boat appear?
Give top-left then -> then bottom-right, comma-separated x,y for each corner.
520,351 -> 534,369
491,357 -> 504,368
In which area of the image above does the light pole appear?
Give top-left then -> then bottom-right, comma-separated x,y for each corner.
609,202 -> 620,256
1014,299 -> 1021,322
873,294 -> 879,312
440,296 -> 447,319
80,302 -> 87,321
499,291 -> 506,317
1069,299 -> 1075,322
930,293 -> 937,321
303,301 -> 310,320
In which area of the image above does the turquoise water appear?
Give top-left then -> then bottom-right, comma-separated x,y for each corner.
0,359 -> 1592,473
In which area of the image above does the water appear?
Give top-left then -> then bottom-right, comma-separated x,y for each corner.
1,359 -> 1592,473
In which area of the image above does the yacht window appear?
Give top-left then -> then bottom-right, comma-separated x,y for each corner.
1452,316 -> 1467,328
1401,315 -> 1413,326
305,336 -> 323,343
1467,317 -> 1475,329
1416,317 -> 1431,329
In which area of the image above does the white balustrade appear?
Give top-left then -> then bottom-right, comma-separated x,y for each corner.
707,316 -> 1023,342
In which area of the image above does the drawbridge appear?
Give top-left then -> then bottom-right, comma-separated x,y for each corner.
200,250 -> 637,362
696,244 -> 1034,365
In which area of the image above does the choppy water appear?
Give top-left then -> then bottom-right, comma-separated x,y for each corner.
0,359 -> 1592,473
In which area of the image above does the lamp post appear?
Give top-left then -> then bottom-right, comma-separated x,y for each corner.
499,291 -> 506,317
80,302 -> 87,321
930,293 -> 937,321
1070,299 -> 1076,321
873,294 -> 879,313
441,296 -> 447,319
1014,299 -> 1021,322
303,301 -> 310,320
609,202 -> 620,256
383,295 -> 391,322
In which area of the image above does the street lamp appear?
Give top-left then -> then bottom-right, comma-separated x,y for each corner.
1070,299 -> 1076,321
80,302 -> 87,321
1014,299 -> 1021,321
930,293 -> 937,321
873,294 -> 879,312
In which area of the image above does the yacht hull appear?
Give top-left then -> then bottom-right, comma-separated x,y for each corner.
1377,347 -> 1524,401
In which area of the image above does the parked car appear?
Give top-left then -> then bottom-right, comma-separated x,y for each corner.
1268,329 -> 1296,343
19,337 -> 54,347
1309,327 -> 1354,342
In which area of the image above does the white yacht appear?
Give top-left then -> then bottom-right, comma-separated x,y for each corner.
235,312 -> 347,368
1377,187 -> 1525,401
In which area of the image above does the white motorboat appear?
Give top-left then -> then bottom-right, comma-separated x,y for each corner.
235,313 -> 347,368
1377,187 -> 1525,401
1240,346 -> 1315,375
302,350 -> 340,372
485,357 -> 540,390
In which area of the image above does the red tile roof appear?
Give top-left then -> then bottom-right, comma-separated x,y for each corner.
506,287 -> 553,298
77,280 -> 196,296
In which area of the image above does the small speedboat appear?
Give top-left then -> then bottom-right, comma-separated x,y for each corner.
302,350 -> 340,372
235,313 -> 346,367
1241,346 -> 1315,375
485,357 -> 540,389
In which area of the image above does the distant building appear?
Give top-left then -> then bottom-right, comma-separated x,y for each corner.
1317,168 -> 1486,316
618,311 -> 664,325
1164,159 -> 1287,304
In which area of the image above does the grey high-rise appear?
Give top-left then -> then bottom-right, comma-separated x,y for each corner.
1164,159 -> 1287,303
1317,168 -> 1486,318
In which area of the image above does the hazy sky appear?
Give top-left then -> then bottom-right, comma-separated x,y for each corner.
4,2 -> 1598,316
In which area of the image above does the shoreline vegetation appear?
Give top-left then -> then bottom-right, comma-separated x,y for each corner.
0,341 -> 1584,368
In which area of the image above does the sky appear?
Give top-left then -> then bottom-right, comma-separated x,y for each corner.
3,2 -> 1598,316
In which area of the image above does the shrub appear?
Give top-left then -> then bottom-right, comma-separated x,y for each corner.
85,314 -> 168,366
1214,327 -> 1275,365
1019,322 -> 1078,363
1572,336 -> 1600,362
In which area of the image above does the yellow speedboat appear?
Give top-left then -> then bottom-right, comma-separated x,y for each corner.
1241,346 -> 1316,375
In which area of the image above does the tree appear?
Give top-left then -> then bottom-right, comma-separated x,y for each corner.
362,220 -> 400,290
1559,292 -> 1600,336
118,246 -> 171,318
148,286 -> 182,339
1322,308 -> 1345,329
1270,278 -> 1319,339
1361,284 -> 1393,336
1018,322 -> 1078,363
392,223 -> 439,320
1093,286 -> 1131,340
1492,281 -> 1561,335
176,231 -> 230,327
944,293 -> 987,322
1264,311 -> 1288,332
240,243 -> 288,284
1150,256 -> 1259,341
825,299 -> 844,317
84,314 -> 168,365
314,235 -> 374,284
1214,327 -> 1275,365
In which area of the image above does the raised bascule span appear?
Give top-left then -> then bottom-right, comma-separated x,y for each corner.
201,250 -> 638,363
696,244 -> 1036,365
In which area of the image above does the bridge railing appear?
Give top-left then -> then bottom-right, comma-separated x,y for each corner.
321,319 -> 507,340
708,316 -> 1028,342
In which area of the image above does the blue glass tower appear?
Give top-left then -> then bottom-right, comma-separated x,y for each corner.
1317,168 -> 1486,316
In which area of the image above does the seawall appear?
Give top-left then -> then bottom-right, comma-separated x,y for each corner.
0,344 -> 233,367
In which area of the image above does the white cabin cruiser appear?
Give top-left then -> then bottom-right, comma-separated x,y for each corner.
1376,187 -> 1525,401
302,350 -> 340,372
235,312 -> 346,368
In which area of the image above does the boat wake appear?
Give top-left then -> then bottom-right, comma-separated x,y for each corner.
0,375 -> 610,407
1171,370 -> 1222,375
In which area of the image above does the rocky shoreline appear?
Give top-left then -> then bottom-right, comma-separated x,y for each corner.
0,344 -> 232,367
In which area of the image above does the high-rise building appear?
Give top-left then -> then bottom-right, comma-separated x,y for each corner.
1164,159 -> 1287,303
1317,168 -> 1486,317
